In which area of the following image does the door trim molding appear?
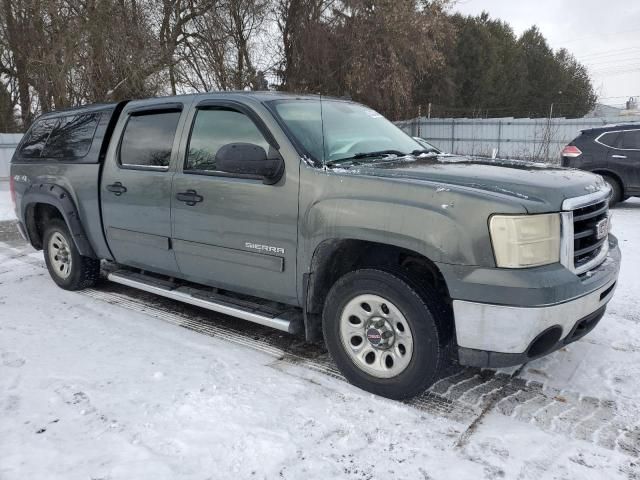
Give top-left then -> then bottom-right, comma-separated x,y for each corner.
172,238 -> 284,272
107,227 -> 170,250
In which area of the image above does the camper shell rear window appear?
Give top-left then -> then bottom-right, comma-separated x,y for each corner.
19,113 -> 101,160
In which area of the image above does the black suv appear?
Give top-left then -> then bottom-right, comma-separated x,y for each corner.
562,124 -> 640,206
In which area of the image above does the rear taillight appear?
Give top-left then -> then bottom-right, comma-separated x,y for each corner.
9,175 -> 16,208
561,145 -> 582,158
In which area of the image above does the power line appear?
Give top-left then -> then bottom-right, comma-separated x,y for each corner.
590,66 -> 640,74
585,56 -> 640,67
581,52 -> 640,63
590,62 -> 640,71
555,27 -> 640,45
578,46 -> 640,60
591,67 -> 640,74
591,68 -> 640,77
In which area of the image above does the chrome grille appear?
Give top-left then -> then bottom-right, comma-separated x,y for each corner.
572,200 -> 608,270
560,187 -> 611,275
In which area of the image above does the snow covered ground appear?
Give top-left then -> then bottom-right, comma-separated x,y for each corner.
1,199 -> 639,479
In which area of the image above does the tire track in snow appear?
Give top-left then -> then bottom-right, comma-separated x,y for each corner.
2,239 -> 640,455
79,286 -> 477,423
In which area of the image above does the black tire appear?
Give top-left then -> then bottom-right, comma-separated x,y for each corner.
43,218 -> 100,290
602,175 -> 623,207
322,268 -> 447,400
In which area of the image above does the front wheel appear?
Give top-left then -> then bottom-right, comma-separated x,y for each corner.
323,269 -> 447,399
43,218 -> 100,290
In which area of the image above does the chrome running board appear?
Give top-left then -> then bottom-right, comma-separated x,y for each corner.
107,270 -> 302,334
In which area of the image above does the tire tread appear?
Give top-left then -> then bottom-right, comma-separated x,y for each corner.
43,218 -> 100,291
322,268 -> 448,399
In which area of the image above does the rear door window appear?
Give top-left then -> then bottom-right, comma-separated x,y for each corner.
185,108 -> 271,172
597,132 -> 620,148
621,130 -> 640,150
19,119 -> 57,158
119,111 -> 181,169
41,113 -> 100,158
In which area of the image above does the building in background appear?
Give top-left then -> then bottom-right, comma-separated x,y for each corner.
584,97 -> 640,119
584,103 -> 623,118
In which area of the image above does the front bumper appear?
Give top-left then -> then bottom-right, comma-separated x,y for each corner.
444,235 -> 621,368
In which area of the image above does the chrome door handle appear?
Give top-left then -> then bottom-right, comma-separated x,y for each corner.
612,154 -> 627,159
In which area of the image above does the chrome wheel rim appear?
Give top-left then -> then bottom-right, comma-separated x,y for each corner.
339,294 -> 414,378
48,231 -> 72,279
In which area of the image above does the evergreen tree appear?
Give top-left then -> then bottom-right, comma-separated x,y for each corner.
517,26 -> 561,116
424,16 -> 596,118
553,49 -> 597,118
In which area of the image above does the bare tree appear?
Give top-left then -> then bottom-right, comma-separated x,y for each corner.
0,0 -> 455,126
274,0 -> 337,91
271,0 -> 453,119
0,0 -> 170,126
178,0 -> 271,92
151,0 -> 220,94
1,0 -> 37,125
80,0 -> 164,101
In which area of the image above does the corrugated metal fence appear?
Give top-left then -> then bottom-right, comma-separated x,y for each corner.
0,133 -> 22,178
396,116 -> 640,163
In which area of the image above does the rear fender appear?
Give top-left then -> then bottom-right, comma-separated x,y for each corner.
21,183 -> 96,258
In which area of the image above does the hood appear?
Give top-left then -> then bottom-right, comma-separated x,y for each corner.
346,155 -> 606,210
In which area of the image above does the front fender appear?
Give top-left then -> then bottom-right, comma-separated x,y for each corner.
302,197 -> 476,265
296,167 -> 530,307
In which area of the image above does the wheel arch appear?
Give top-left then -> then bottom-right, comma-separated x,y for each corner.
303,238 -> 453,342
21,183 -> 96,258
592,169 -> 625,195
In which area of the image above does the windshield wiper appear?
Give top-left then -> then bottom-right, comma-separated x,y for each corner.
352,149 -> 407,159
325,150 -> 408,167
411,148 -> 441,155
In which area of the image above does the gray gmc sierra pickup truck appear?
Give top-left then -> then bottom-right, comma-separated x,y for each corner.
9,92 -> 621,399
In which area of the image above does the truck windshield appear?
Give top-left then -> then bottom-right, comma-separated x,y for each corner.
270,99 -> 422,165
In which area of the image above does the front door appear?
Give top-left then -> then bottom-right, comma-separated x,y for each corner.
101,103 -> 185,275
170,102 -> 299,304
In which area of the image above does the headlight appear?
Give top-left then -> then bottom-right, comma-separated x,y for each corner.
489,213 -> 560,268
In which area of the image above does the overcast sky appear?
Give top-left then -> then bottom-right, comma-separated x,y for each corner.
451,0 -> 640,107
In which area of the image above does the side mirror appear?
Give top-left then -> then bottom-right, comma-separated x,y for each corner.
215,143 -> 284,184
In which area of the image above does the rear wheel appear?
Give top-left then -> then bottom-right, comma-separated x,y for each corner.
43,218 -> 100,290
322,269 -> 446,399
602,175 -> 623,207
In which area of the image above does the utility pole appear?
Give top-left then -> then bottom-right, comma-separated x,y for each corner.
545,103 -> 554,162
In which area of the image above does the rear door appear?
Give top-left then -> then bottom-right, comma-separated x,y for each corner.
594,130 -> 620,171
170,99 -> 299,304
615,129 -> 640,193
101,101 -> 188,275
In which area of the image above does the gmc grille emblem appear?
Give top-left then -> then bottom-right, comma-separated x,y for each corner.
595,218 -> 609,240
